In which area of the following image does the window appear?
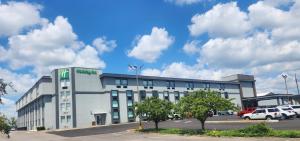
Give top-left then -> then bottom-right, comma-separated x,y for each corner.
164,91 -> 169,101
67,115 -> 71,123
152,91 -> 159,98
115,79 -> 121,86
112,90 -> 118,97
140,90 -> 146,101
66,103 -> 71,111
186,82 -> 194,90
127,100 -> 133,107
184,91 -> 188,97
113,111 -> 119,119
126,90 -> 133,97
61,116 -> 66,123
254,109 -> 265,114
66,91 -> 71,99
167,81 -> 175,89
60,92 -> 65,99
268,108 -> 278,112
204,83 -> 210,90
128,109 -> 134,118
112,100 -> 119,108
174,91 -> 180,101
292,106 -> 300,109
115,79 -> 128,88
143,80 -> 153,88
224,92 -> 229,99
143,80 -> 148,87
60,103 -> 66,111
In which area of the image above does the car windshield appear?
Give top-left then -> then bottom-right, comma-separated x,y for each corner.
282,108 -> 293,111
292,106 -> 300,109
268,108 -> 278,112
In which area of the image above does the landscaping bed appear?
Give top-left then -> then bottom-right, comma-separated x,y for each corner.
139,123 -> 300,138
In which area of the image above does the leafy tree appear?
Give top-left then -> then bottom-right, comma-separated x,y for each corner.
176,90 -> 237,130
0,114 -> 11,138
135,97 -> 173,131
10,117 -> 17,129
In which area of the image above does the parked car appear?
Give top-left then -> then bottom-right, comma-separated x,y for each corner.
281,105 -> 300,118
238,107 -> 256,117
217,110 -> 234,115
242,108 -> 281,120
277,106 -> 296,119
168,112 -> 182,120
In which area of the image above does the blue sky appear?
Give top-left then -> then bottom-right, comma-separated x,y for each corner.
1,0 -> 300,117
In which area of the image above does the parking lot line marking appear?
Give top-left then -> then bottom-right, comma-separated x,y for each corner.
184,121 -> 192,124
174,120 -> 182,123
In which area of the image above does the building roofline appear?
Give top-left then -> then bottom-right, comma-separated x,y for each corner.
16,76 -> 52,104
100,73 -> 240,84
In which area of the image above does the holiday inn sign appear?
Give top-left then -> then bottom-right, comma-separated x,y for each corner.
76,68 -> 97,75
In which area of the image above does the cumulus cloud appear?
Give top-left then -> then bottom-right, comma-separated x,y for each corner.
183,40 -> 201,55
1,16 -> 107,76
128,27 -> 174,63
0,97 -> 17,117
165,0 -> 206,5
0,1 -> 45,36
188,2 -> 250,38
92,36 -> 117,54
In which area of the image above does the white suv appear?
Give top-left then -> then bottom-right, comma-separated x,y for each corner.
242,108 -> 281,120
277,106 -> 296,119
280,105 -> 300,118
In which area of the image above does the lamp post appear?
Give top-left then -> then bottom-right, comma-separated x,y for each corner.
295,73 -> 300,95
282,74 -> 288,95
128,65 -> 143,129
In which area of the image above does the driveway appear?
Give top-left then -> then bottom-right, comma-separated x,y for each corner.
3,130 -> 300,141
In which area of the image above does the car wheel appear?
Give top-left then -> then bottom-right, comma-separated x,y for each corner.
281,114 -> 288,120
244,117 -> 250,120
266,116 -> 272,120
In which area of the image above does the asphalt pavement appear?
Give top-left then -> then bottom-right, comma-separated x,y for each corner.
49,116 -> 300,137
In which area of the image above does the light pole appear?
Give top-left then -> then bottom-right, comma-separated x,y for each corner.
295,73 -> 300,95
129,65 -> 143,129
282,74 -> 288,95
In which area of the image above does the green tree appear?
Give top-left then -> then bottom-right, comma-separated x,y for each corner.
176,90 -> 237,130
10,117 -> 17,129
135,97 -> 173,131
0,114 -> 11,138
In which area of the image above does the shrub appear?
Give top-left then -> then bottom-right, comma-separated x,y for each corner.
36,126 -> 45,131
238,123 -> 272,136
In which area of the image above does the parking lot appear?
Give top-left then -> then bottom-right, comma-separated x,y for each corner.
49,115 -> 300,137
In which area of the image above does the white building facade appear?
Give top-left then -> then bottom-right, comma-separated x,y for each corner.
16,67 -> 257,130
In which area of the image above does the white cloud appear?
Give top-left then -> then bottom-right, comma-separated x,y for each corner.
183,40 -> 201,55
0,1 -> 45,36
141,68 -> 161,76
188,2 -> 250,38
0,97 -> 17,118
92,36 -> 117,54
200,33 -> 300,69
165,0 -> 205,5
128,27 -> 174,63
2,16 -> 107,76
0,67 -> 36,95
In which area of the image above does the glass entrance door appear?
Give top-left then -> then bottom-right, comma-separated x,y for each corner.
95,114 -> 106,125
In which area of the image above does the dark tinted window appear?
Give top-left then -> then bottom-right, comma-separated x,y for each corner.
267,109 -> 278,112
292,106 -> 300,109
254,109 -> 265,113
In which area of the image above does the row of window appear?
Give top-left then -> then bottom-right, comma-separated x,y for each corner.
114,79 -> 228,90
111,90 -> 120,123
61,115 -> 72,124
139,91 -> 183,102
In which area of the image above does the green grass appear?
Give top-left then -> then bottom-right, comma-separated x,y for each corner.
139,123 -> 300,138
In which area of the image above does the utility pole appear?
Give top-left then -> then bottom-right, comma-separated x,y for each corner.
282,74 -> 288,95
295,73 -> 300,95
129,65 -> 143,129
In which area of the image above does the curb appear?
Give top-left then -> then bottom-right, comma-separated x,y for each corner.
206,120 -> 279,123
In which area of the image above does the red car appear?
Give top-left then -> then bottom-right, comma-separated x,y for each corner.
238,107 -> 256,117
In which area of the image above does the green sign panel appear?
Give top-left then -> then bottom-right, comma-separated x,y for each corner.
60,69 -> 70,80
76,69 -> 97,75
